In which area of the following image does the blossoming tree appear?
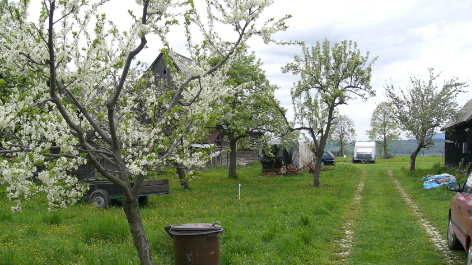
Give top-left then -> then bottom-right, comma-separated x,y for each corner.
385,68 -> 467,171
282,39 -> 377,187
0,0 -> 291,264
329,114 -> 356,156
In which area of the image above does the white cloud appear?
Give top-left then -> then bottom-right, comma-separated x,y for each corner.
247,0 -> 472,140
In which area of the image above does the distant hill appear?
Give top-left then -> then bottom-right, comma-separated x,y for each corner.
388,138 -> 444,156
325,138 -> 445,157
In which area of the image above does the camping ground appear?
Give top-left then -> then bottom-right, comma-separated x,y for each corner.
0,156 -> 467,264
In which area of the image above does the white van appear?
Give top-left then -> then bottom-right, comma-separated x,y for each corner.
353,142 -> 376,163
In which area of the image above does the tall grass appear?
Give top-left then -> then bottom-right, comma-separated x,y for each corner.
0,209 -> 12,222
42,210 -> 63,225
0,249 -> 13,265
0,157 -> 464,264
81,213 -> 130,243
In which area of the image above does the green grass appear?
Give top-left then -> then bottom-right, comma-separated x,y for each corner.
0,156 -> 468,264
42,210 -> 63,225
81,212 -> 130,243
383,156 -> 468,262
349,164 -> 441,264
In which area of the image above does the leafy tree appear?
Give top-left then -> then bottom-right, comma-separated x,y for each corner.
330,114 -> 356,156
282,39 -> 376,187
212,48 -> 286,179
0,0 -> 7,14
385,68 -> 467,171
0,0 -> 12,97
366,102 -> 400,157
0,0 -> 290,264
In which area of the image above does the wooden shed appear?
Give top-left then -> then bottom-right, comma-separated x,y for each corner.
442,99 -> 472,170
148,52 -> 192,82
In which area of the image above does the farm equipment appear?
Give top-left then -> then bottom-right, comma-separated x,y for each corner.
82,179 -> 170,209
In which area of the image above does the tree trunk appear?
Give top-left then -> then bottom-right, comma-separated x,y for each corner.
312,155 -> 322,187
228,136 -> 237,179
176,166 -> 189,189
410,153 -> 417,171
123,197 -> 154,265
383,139 -> 388,156
409,145 -> 422,171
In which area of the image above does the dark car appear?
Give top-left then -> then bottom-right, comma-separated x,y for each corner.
447,173 -> 472,264
321,151 -> 335,166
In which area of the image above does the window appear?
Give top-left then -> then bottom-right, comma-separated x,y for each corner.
462,173 -> 472,194
163,69 -> 167,75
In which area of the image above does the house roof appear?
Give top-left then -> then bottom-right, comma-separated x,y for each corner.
204,130 -> 221,144
442,98 -> 472,130
170,53 -> 193,72
149,51 -> 193,73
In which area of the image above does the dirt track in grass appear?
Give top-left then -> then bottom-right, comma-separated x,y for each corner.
388,171 -> 462,265
335,164 -> 463,264
335,171 -> 366,262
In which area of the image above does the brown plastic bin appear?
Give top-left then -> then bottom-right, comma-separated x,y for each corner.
165,222 -> 226,265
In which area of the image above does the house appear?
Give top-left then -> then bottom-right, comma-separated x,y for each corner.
442,99 -> 472,170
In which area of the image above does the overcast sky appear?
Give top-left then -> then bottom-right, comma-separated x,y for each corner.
29,0 -> 472,140
245,0 -> 472,140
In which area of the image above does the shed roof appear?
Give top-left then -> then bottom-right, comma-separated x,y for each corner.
442,98 -> 472,130
149,51 -> 193,73
204,130 -> 221,144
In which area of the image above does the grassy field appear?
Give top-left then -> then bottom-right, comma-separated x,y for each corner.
0,156 -> 468,264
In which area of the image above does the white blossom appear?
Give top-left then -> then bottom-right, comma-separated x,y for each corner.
0,0 -> 290,217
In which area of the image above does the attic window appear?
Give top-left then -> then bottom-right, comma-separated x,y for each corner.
163,69 -> 167,75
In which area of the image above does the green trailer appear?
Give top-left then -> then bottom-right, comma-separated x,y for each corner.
82,179 -> 170,209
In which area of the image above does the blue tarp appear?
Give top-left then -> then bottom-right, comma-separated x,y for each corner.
423,173 -> 457,189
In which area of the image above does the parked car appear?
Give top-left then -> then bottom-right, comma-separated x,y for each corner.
447,173 -> 472,264
321,151 -> 335,166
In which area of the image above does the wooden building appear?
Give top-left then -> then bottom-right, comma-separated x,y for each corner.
148,52 -> 192,84
442,99 -> 472,170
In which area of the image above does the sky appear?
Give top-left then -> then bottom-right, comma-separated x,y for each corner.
28,0 -> 472,140
244,0 -> 472,140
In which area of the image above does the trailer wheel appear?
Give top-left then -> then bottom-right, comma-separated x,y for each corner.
89,189 -> 111,209
138,195 -> 149,204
